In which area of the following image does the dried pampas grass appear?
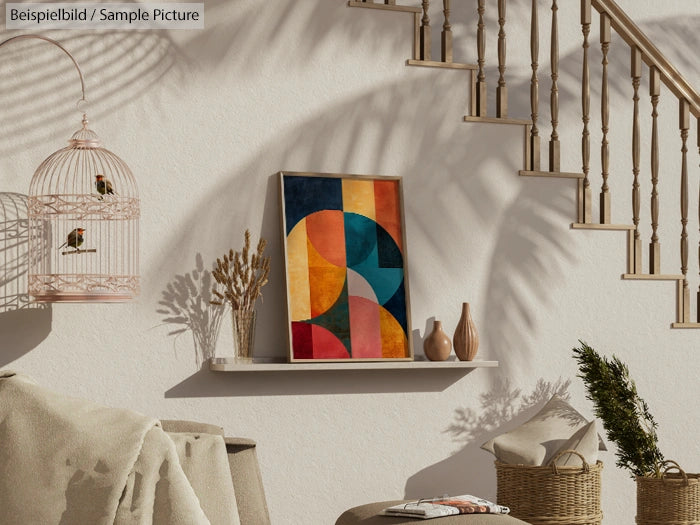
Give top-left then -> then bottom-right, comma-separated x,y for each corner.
211,229 -> 271,312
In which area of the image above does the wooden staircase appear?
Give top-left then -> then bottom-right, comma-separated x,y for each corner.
348,0 -> 700,328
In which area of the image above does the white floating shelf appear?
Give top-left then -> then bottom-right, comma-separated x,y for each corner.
209,357 -> 498,372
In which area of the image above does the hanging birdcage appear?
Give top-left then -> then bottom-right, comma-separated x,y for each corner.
27,115 -> 139,301
0,34 -> 140,302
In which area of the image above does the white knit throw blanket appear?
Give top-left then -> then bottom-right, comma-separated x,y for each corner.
0,371 -> 211,525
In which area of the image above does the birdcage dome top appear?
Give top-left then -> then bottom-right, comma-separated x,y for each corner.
28,114 -> 138,202
69,115 -> 102,149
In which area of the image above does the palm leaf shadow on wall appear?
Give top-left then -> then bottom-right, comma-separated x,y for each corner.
153,33 -> 574,384
0,0 -> 382,156
0,29 -> 180,155
404,378 -> 572,500
0,192 -> 51,366
155,82 -> 573,387
157,253 -> 225,369
157,5 -> 697,389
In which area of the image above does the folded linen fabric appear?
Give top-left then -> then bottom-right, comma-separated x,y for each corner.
168,432 -> 241,525
0,370 -> 211,525
381,495 -> 510,519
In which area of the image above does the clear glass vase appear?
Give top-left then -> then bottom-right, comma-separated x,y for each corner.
232,309 -> 256,363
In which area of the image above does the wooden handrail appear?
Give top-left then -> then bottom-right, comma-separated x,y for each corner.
592,0 -> 700,118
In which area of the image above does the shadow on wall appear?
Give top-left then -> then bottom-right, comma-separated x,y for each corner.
0,28 -> 182,155
165,366 -> 473,398
156,253 -> 225,369
483,180 -> 576,375
153,6 -> 698,392
153,24 -> 576,395
0,193 -> 51,366
0,0 -> 410,156
404,377 -> 572,500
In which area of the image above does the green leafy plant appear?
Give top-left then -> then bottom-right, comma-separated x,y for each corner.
573,341 -> 664,478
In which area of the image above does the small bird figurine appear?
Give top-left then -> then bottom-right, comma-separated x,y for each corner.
59,228 -> 85,251
95,174 -> 114,199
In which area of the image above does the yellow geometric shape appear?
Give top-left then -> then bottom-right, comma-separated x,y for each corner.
287,220 -> 311,321
307,236 -> 346,317
342,179 -> 376,220
379,306 -> 408,358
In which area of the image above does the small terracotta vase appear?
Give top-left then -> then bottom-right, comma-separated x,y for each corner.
423,320 -> 452,361
453,302 -> 479,361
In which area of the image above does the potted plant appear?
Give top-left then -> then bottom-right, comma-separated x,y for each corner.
573,341 -> 699,524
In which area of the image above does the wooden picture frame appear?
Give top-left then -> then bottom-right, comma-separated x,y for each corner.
279,171 -> 413,362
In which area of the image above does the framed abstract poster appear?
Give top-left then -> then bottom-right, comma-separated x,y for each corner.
279,171 -> 413,362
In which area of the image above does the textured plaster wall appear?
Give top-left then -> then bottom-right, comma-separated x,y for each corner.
0,1 -> 698,523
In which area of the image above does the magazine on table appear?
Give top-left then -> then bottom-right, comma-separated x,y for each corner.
381,495 -> 510,519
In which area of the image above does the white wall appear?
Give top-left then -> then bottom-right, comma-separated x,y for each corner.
1,1 -> 699,523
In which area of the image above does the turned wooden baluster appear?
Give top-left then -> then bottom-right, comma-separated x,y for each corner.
579,0 -> 592,223
600,14 -> 611,224
476,0 -> 487,116
442,0 -> 452,62
549,0 -> 560,172
496,0 -> 507,117
420,0 -> 431,61
649,66 -> 661,274
631,48 -> 643,273
679,99 -> 690,322
529,0 -> 540,170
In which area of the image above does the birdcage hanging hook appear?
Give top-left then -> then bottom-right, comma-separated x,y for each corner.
1,34 -> 140,302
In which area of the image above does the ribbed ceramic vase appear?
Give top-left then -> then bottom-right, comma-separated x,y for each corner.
423,320 -> 452,361
453,302 -> 479,361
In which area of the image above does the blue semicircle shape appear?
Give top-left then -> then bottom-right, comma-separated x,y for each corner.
344,212 -> 378,267
344,213 -> 404,305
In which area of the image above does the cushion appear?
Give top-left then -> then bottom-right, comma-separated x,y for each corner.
336,500 -> 531,525
551,420 -> 599,466
482,395 -> 605,466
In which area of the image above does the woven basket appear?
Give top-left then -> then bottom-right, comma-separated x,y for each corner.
637,460 -> 700,524
496,449 -> 603,525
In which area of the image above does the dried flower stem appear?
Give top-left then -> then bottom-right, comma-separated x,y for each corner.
210,229 -> 271,312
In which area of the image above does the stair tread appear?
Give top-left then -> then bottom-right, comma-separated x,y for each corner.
520,170 -> 584,179
407,59 -> 478,70
571,223 -> 636,230
464,116 -> 531,126
347,1 -> 421,13
671,322 -> 700,329
622,273 -> 685,280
